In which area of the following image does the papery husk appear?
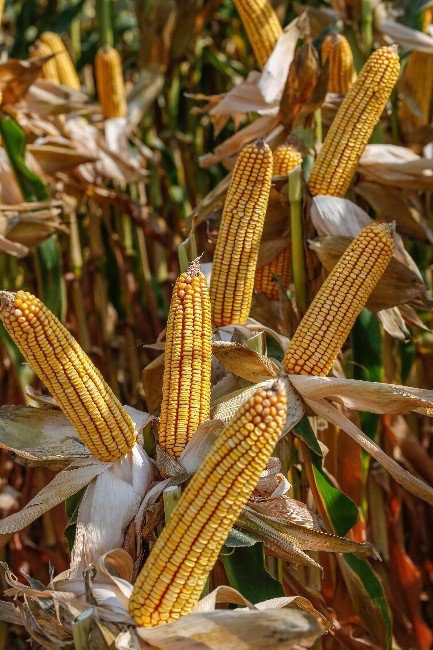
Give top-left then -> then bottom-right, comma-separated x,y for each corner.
0,56 -> 48,105
308,236 -> 431,310
212,342 -> 280,383
0,200 -> 65,255
23,79 -> 92,116
27,142 -> 97,174
358,144 -> 433,191
355,182 -> 433,244
376,19 -> 433,53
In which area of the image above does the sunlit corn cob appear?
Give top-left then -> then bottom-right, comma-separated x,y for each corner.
233,0 -> 282,69
209,139 -> 273,326
39,31 -> 80,90
254,143 -> 301,300
255,246 -> 291,300
95,45 -> 127,119
308,46 -> 400,197
30,40 -> 60,83
284,223 -> 394,376
400,52 -> 433,133
422,6 -> 433,32
158,260 -> 212,459
321,33 -> 356,94
272,143 -> 303,176
0,291 -> 136,461
130,382 -> 287,627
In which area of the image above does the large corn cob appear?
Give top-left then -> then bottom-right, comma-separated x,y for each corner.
233,0 -> 282,69
307,46 -> 400,197
30,40 -> 60,83
321,33 -> 356,94
284,223 -> 394,376
209,139 -> 273,326
254,143 -> 302,300
95,45 -> 127,119
130,382 -> 287,627
39,32 -> 80,90
158,260 -> 212,459
0,291 -> 136,461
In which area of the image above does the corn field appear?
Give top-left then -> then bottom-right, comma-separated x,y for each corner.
1,0 -> 433,648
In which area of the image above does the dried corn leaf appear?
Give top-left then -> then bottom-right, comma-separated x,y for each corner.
212,342 -> 280,383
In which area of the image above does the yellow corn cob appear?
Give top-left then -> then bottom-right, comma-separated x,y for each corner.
321,33 -> 356,94
233,0 -> 282,69
158,260 -> 212,459
422,6 -> 433,32
307,46 -> 400,197
284,223 -> 394,376
95,45 -> 127,119
39,32 -> 80,90
255,246 -> 291,300
254,143 -> 301,299
130,382 -> 287,627
400,52 -> 433,133
0,291 -> 136,461
272,143 -> 303,176
30,40 -> 60,83
209,139 -> 273,326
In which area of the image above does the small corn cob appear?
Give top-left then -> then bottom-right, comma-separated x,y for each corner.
254,143 -> 301,300
0,291 -> 136,461
233,0 -> 282,69
255,246 -> 291,300
130,382 -> 287,627
30,40 -> 60,83
321,33 -> 356,94
209,139 -> 273,326
284,222 -> 394,376
422,6 -> 433,32
158,260 -> 212,459
39,32 -> 80,90
400,52 -> 433,132
95,45 -> 127,119
307,46 -> 400,197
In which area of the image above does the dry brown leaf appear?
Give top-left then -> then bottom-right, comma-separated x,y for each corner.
142,353 -> 164,415
212,342 -> 280,383
278,41 -> 321,128
0,57 -> 47,105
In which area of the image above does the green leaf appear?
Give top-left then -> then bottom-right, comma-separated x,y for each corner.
221,543 -> 284,602
64,488 -> 86,552
405,0 -> 433,29
340,554 -> 392,650
224,528 -> 258,548
38,0 -> 86,36
293,416 -> 323,457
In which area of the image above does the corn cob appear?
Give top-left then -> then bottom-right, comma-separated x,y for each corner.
400,52 -> 433,133
0,291 -> 135,461
158,260 -> 212,459
307,46 -> 400,197
95,45 -> 127,119
233,0 -> 282,69
130,382 -> 287,627
321,33 -> 356,94
255,246 -> 291,300
209,139 -> 273,326
254,143 -> 301,300
284,223 -> 394,376
30,40 -> 60,83
422,6 -> 433,32
39,32 -> 80,90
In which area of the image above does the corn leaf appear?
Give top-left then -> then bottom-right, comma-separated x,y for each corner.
221,543 -> 285,602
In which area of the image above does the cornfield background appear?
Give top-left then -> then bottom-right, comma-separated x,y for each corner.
1,0 -> 433,648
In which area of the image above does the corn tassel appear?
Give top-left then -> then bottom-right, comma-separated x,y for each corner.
95,45 -> 127,119
158,260 -> 212,459
209,139 -> 273,326
284,223 -> 394,376
233,0 -> 282,69
129,382 -> 287,627
254,143 -> 301,300
321,33 -> 356,94
0,291 -> 136,461
307,46 -> 400,197
30,40 -> 60,83
39,32 -> 80,90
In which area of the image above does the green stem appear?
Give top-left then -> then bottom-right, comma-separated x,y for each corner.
289,167 -> 307,315
361,0 -> 373,56
96,0 -> 113,47
345,26 -> 365,72
314,108 -> 322,145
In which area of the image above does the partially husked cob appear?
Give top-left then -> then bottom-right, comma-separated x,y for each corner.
30,40 -> 60,83
158,260 -> 212,459
284,223 -> 394,376
308,46 -> 400,197
39,31 -> 80,90
233,0 -> 282,69
130,382 -> 287,627
209,139 -> 273,326
0,291 -> 136,461
321,33 -> 356,94
254,143 -> 302,300
95,45 -> 127,119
